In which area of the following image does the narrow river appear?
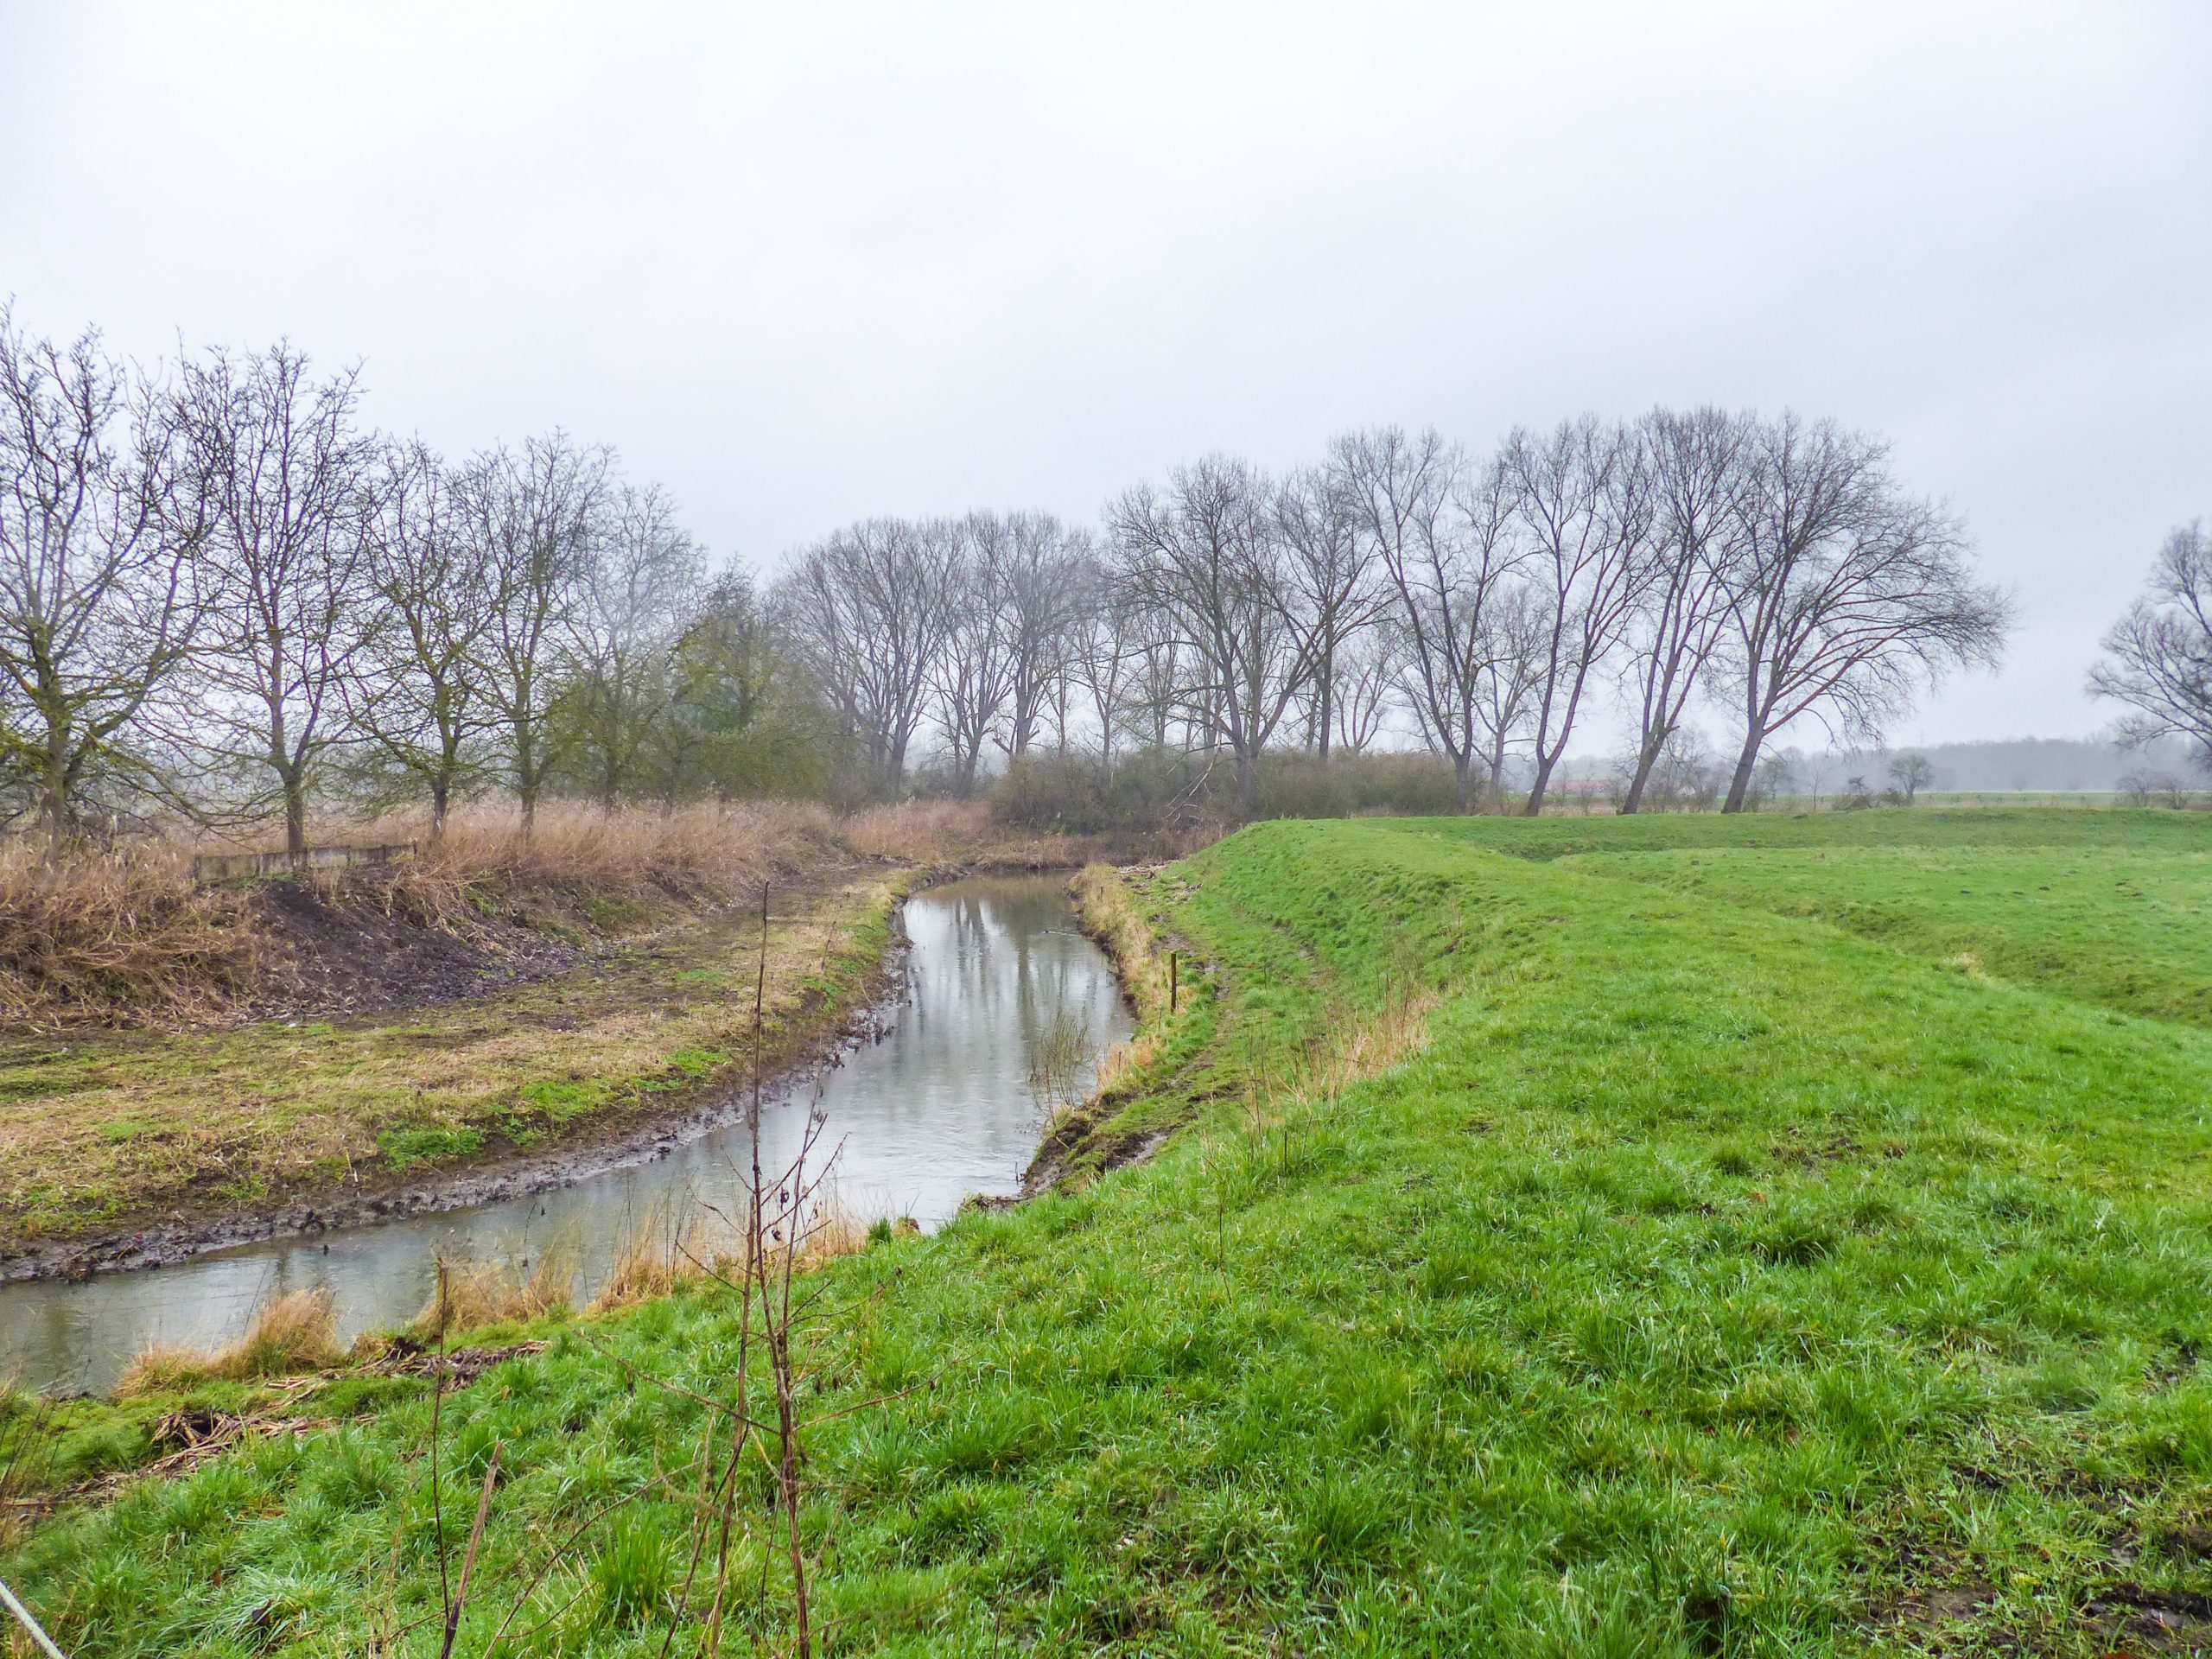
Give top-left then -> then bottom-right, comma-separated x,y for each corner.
0,875 -> 1130,1397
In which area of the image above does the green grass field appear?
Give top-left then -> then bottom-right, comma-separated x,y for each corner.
9,808 -> 2212,1656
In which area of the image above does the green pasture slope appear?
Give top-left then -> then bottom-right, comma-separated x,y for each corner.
10,808 -> 2212,1656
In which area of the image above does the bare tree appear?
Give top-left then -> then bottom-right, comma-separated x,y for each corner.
2089,521 -> 2212,775
778,518 -> 959,791
1714,412 -> 2010,811
1331,618 -> 1403,755
1066,537 -> 1139,785
0,311 -> 206,857
178,343 -> 374,855
1888,751 -> 1935,804
554,481 -> 702,807
1110,457 -> 1310,816
1504,416 -> 1658,816
1470,582 -> 1551,804
1122,593 -> 1190,754
1334,427 -> 1522,809
1618,407 -> 1744,814
931,516 -> 1015,794
1274,466 -> 1383,761
461,432 -> 611,835
993,512 -> 1088,763
347,439 -> 493,837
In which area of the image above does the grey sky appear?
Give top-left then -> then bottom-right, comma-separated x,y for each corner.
3,1 -> 2206,749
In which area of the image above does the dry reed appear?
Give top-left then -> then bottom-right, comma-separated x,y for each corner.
410,1246 -> 578,1337
0,800 -> 847,1026
408,800 -> 839,903
840,800 -> 993,862
0,839 -> 260,1026
588,1204 -> 709,1313
583,1197 -> 870,1316
115,1287 -> 346,1398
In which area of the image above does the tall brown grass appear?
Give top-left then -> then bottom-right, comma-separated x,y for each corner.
408,800 -> 841,903
115,1287 -> 346,1398
0,840 -> 260,1026
588,1203 -> 710,1313
0,801 -> 849,1026
840,799 -> 993,862
587,1198 -> 869,1316
0,794 -> 1157,1027
410,1245 -> 578,1337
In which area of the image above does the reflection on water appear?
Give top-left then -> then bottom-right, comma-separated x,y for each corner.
0,875 -> 1128,1396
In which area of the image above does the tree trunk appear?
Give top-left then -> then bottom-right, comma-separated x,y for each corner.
1721,724 -> 1764,814
41,741 -> 72,867
429,776 -> 450,842
516,712 -> 540,838
1235,748 -> 1257,820
284,773 -> 308,857
1453,751 -> 1474,814
1521,753 -> 1557,817
1620,728 -> 1668,816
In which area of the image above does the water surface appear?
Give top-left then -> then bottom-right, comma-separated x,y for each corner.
0,875 -> 1128,1395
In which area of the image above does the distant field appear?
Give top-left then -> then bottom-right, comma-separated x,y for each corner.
12,807 -> 2212,1656
1375,802 -> 2212,857
1561,842 -> 2212,1027
1918,791 -> 2210,809
1398,805 -> 2212,1025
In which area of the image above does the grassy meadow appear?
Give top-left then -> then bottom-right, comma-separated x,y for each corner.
8,806 -> 2212,1656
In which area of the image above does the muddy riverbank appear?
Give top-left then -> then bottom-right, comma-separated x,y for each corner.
1,874 -> 1132,1395
0,868 -> 914,1282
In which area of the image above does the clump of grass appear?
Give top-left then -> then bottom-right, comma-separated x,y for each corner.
1301,977 -> 1445,1102
1085,1033 -> 1157,1102
410,1245 -> 578,1338
1027,1007 -> 1096,1125
584,1198 -> 871,1316
115,1287 -> 345,1397
1071,863 -> 1173,1020
589,1207 -> 709,1314
0,1387 -> 57,1551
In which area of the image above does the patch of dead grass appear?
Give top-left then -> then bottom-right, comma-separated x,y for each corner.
115,1288 -> 346,1398
411,1244 -> 578,1337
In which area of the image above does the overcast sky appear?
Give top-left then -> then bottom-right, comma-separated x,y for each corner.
3,2 -> 2206,749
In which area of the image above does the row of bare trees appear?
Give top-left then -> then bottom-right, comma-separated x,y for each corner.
779,410 -> 2012,816
1,304 -> 2018,852
0,310 -> 828,856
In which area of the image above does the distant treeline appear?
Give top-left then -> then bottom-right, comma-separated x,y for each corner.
782,413 -> 2011,821
1776,735 -> 2205,797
